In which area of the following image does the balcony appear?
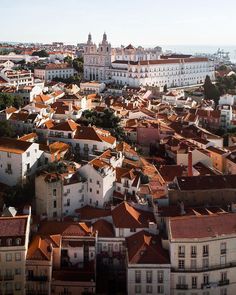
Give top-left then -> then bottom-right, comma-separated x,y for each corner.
5,169 -> 13,175
201,283 -> 211,289
219,279 -> 230,286
191,253 -> 197,258
26,292 -> 48,295
221,249 -> 227,255
203,252 -> 209,257
27,275 -> 48,281
172,261 -> 236,273
4,275 -> 14,281
178,253 -> 185,258
176,284 -> 188,290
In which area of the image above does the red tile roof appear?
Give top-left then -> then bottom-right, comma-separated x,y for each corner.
126,230 -> 169,264
169,213 -> 236,239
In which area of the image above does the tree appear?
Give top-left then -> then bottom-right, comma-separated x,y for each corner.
163,84 -> 168,93
73,57 -> 84,73
203,75 -> 220,107
32,50 -> 49,57
0,93 -> 23,110
0,121 -> 15,137
64,56 -> 73,65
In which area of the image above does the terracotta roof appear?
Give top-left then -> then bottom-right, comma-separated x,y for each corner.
111,202 -> 155,228
176,175 -> 236,191
169,213 -> 236,239
18,132 -> 37,142
126,230 -> 169,264
0,215 -> 28,237
0,138 -> 32,154
158,165 -> 186,182
92,219 -> 114,237
39,221 -> 92,237
51,119 -> 78,132
5,107 -> 17,114
75,126 -> 116,145
75,205 -> 111,220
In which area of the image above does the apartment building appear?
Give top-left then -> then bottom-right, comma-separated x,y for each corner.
0,138 -> 43,186
0,213 -> 31,295
34,63 -> 76,83
126,230 -> 170,295
167,213 -> 236,295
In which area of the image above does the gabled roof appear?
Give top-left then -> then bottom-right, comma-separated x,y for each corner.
0,138 -> 32,154
127,230 -> 169,264
0,215 -> 28,237
111,202 -> 155,228
75,126 -> 116,144
50,119 -> 78,132
92,219 -> 114,237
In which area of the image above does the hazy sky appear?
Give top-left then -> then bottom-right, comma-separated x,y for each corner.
0,0 -> 235,46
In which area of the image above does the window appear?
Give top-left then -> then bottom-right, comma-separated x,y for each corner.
15,268 -> 21,275
15,253 -> 21,261
130,228 -> 136,233
135,270 -> 141,283
146,285 -> 152,294
27,152 -> 30,157
203,258 -> 209,269
178,245 -> 185,257
203,245 -> 209,257
191,259 -> 197,269
220,288 -> 227,295
157,270 -> 163,283
53,200 -> 57,208
203,274 -> 209,285
15,282 -> 21,291
90,188 -> 92,192
135,285 -> 141,294
6,253 -> 12,262
192,276 -> 197,289
146,271 -> 152,284
191,245 -> 197,257
221,242 -> 226,255
220,271 -> 227,282
7,152 -> 11,158
97,180 -> 100,185
96,190 -> 99,194
178,260 -> 185,269
53,189 -> 56,196
6,239 -> 12,246
15,238 -> 21,245
157,285 -> 164,294
90,178 -> 92,183
66,199 -> 70,206
74,253 -> 77,258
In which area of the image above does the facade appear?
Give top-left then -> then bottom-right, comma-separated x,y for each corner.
0,213 -> 31,295
167,213 -> 236,295
0,69 -> 34,87
126,230 -> 170,295
83,33 -> 112,81
0,138 -> 43,186
34,63 -> 76,83
83,33 -> 215,88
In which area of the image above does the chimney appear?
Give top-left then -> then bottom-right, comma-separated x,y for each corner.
188,149 -> 193,177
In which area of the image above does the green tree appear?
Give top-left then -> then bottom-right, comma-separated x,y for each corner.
64,56 -> 73,65
32,50 -> 49,57
203,75 -> 220,107
0,93 -> 23,110
0,121 -> 15,137
73,57 -> 84,73
163,84 -> 168,93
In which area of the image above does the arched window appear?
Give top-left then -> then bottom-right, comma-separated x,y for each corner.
16,238 -> 21,245
7,238 -> 12,246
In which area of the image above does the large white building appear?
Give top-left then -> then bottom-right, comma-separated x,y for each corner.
167,213 -> 236,295
0,138 -> 43,186
83,33 -> 215,88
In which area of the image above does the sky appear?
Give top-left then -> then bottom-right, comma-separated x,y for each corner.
0,0 -> 235,46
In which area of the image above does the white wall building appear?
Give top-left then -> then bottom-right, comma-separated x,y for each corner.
0,138 -> 43,186
167,213 -> 236,295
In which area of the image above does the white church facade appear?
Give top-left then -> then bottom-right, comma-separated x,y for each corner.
83,33 -> 215,88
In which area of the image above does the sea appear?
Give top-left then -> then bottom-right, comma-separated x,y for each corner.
161,45 -> 236,64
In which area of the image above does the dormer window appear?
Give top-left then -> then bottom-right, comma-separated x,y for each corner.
16,238 -> 21,246
7,238 -> 12,246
